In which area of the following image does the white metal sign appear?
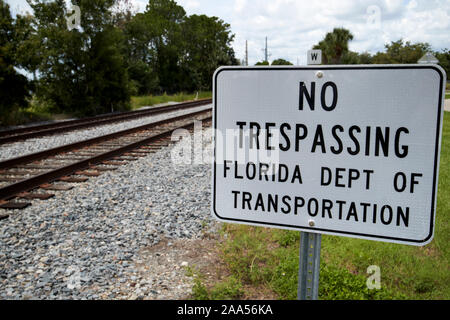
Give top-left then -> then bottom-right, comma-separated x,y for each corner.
212,65 -> 446,245
418,52 -> 439,64
307,50 -> 322,65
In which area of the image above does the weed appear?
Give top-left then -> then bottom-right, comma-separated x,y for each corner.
189,114 -> 450,300
131,91 -> 212,110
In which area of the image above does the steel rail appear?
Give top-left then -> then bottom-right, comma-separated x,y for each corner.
0,106 -> 211,171
0,113 -> 211,201
0,98 -> 212,144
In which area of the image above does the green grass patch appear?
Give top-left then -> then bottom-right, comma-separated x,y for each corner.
0,107 -> 51,127
196,113 -> 450,300
0,97 -> 61,127
188,266 -> 244,300
209,225 -> 402,300
445,93 -> 450,99
131,91 -> 211,110
1,92 -> 212,127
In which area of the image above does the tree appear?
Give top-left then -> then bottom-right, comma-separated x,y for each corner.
357,52 -> 373,64
372,40 -> 431,64
145,0 -> 186,93
341,51 -> 373,64
122,11 -> 159,95
271,58 -> 292,65
255,61 -> 269,66
313,28 -> 354,64
180,14 -> 237,91
434,49 -> 450,77
1,0 -> 246,123
0,0 -> 31,124
122,2 -> 237,94
121,0 -> 187,94
27,0 -> 131,116
12,11 -> 40,81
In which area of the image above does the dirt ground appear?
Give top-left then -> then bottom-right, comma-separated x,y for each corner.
132,230 -> 277,300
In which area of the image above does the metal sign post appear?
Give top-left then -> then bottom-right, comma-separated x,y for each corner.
212,61 -> 445,296
297,51 -> 323,300
298,231 -> 321,299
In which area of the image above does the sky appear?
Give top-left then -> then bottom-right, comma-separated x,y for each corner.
7,0 -> 450,65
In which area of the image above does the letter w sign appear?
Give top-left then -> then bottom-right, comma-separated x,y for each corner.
307,50 -> 322,65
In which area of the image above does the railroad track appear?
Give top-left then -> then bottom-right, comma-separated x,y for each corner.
0,106 -> 212,216
0,98 -> 212,145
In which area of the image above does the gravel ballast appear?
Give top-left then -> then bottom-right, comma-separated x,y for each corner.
0,126 -> 217,299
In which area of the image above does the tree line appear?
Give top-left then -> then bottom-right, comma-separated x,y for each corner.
256,28 -> 450,73
0,0 -> 237,123
313,27 -> 450,71
2,2 -> 449,125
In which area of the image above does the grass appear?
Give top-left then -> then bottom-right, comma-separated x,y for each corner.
1,92 -> 212,127
445,93 -> 450,99
191,112 -> 450,300
130,91 -> 212,110
0,108 -> 51,127
187,265 -> 244,300
0,97 -> 64,127
191,225 -> 403,300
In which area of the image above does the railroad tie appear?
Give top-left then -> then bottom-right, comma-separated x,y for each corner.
39,183 -> 74,191
89,166 -> 117,172
17,164 -> 61,170
0,202 -> 31,210
113,156 -> 138,161
123,152 -> 147,158
0,99 -> 211,145
75,170 -> 101,177
0,170 -> 38,176
58,176 -> 89,183
102,161 -> 127,166
18,192 -> 55,200
0,106 -> 212,211
0,177 -> 21,182
53,156 -> 91,161
129,150 -> 151,154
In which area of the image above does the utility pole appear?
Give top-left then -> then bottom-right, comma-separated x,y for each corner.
245,40 -> 248,66
264,36 -> 268,62
261,36 -> 271,63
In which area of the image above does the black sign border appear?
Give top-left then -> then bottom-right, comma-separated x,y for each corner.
212,65 -> 445,245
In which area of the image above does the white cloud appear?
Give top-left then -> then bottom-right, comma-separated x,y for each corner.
7,0 -> 450,66
234,0 -> 246,13
225,0 -> 450,65
178,0 -> 200,11
130,0 -> 148,12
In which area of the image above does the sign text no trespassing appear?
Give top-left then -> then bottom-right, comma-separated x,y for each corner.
212,65 -> 446,245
